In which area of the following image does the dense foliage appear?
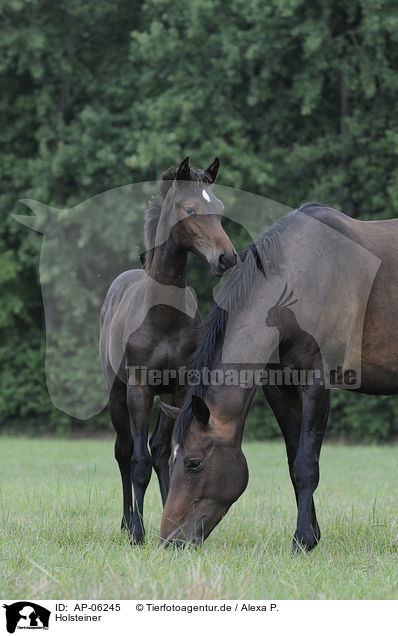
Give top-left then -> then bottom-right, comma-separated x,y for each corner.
1,0 -> 398,440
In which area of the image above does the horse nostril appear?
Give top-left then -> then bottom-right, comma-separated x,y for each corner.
218,253 -> 227,270
218,252 -> 237,270
218,252 -> 238,271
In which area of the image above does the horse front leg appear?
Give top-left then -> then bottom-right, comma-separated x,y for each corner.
126,384 -> 153,544
263,384 -> 321,547
292,381 -> 330,553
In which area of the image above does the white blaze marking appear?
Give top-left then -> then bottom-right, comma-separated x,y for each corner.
173,444 -> 179,463
202,189 -> 211,202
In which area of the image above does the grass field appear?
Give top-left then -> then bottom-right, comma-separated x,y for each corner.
0,436 -> 397,599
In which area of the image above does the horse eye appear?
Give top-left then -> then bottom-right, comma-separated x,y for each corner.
186,458 -> 204,472
184,207 -> 196,216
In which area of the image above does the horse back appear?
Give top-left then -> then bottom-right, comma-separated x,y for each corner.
99,269 -> 147,390
300,204 -> 398,391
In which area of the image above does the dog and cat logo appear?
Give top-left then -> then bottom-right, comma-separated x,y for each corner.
2,603 -> 50,633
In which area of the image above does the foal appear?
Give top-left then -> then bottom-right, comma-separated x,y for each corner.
100,157 -> 237,542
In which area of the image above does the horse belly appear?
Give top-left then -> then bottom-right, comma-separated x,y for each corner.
123,318 -> 200,395
359,263 -> 398,394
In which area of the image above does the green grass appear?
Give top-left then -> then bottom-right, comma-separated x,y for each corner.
0,436 -> 397,599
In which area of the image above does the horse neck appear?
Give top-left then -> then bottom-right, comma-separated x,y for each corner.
149,232 -> 187,285
145,233 -> 189,311
205,381 -> 257,446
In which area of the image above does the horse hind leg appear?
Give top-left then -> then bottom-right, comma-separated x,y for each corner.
110,377 -> 134,534
127,384 -> 153,544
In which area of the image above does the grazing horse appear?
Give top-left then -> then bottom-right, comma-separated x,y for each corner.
99,157 -> 237,543
159,202 -> 398,551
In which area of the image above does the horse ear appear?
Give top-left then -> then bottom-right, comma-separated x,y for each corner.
158,399 -> 181,420
191,394 -> 210,425
204,157 -> 220,183
175,156 -> 191,181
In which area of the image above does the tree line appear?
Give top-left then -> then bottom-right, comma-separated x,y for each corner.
1,0 -> 398,440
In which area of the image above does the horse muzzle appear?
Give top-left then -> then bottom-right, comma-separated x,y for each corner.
161,514 -> 206,548
209,249 -> 238,276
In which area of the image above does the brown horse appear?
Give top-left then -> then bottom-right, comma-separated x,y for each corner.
99,157 -> 237,543
159,202 -> 398,552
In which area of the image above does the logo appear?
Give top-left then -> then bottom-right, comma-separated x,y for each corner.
13,184 -> 290,419
2,603 -> 50,633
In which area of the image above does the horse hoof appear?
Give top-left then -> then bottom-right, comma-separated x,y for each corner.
129,530 -> 145,545
120,518 -> 145,544
292,533 -> 319,554
292,539 -> 309,555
